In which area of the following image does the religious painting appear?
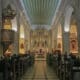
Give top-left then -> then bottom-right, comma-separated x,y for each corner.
57,43 -> 61,48
71,40 -> 76,49
20,43 -> 24,49
70,39 -> 78,53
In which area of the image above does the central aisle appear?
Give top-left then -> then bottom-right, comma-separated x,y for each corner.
21,60 -> 59,80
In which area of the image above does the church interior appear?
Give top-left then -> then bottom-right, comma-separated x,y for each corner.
0,0 -> 80,80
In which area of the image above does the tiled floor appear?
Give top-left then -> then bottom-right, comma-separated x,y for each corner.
21,60 -> 59,80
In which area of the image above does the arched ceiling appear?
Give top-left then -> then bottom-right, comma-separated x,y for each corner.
22,0 -> 59,26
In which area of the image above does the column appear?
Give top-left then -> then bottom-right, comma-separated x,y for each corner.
54,27 -> 58,50
77,19 -> 80,55
51,30 -> 53,49
13,13 -> 20,54
63,32 -> 70,54
25,26 -> 30,52
28,29 -> 31,50
0,0 -> 3,56
62,17 -> 70,54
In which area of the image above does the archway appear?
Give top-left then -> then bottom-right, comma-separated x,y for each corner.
11,17 -> 17,32
57,23 -> 63,52
70,19 -> 78,54
19,24 -> 25,54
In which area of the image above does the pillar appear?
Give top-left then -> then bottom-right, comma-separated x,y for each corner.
76,19 -> 80,55
62,6 -> 73,54
0,0 -> 3,56
51,28 -> 56,51
62,17 -> 70,54
13,12 -> 20,54
62,32 -> 70,54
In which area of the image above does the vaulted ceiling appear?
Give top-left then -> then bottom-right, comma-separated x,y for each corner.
22,0 -> 59,26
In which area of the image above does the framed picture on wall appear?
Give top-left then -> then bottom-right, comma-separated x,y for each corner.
20,43 -> 24,49
70,39 -> 78,53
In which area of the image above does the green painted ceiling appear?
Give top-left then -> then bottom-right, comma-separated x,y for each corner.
23,0 -> 59,25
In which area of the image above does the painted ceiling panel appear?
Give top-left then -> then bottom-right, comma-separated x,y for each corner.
23,0 -> 59,25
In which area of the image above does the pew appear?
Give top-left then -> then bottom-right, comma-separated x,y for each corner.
46,52 -> 80,80
0,53 -> 35,80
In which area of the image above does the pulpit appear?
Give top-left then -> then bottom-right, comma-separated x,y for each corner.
1,29 -> 15,54
1,4 -> 16,55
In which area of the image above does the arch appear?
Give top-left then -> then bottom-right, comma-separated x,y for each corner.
70,19 -> 78,54
57,23 -> 62,52
64,5 -> 74,32
11,17 -> 17,31
20,25 -> 25,38
19,24 -> 25,54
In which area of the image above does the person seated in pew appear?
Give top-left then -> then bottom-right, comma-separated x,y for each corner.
54,50 -> 61,66
70,53 -> 76,59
